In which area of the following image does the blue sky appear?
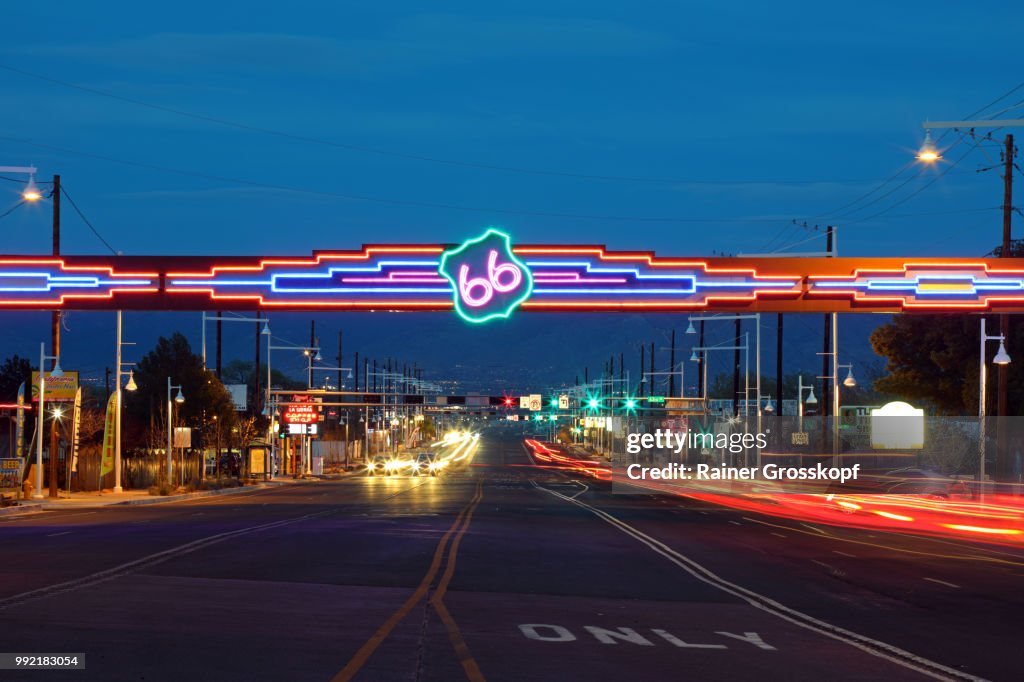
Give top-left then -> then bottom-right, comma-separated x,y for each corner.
0,3 -> 1021,390
2,2 -> 1020,258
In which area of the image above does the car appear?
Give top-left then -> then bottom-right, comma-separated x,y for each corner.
412,452 -> 441,476
367,456 -> 389,476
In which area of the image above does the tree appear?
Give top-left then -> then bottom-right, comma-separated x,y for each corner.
0,355 -> 32,402
124,333 -> 237,439
870,314 -> 1024,415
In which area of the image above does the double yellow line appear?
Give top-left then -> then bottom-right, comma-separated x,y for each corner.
332,480 -> 486,682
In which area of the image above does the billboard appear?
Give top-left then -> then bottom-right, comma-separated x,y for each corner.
30,371 -> 80,402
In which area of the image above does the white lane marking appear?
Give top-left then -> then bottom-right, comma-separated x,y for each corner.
770,532 -> 787,539
570,482 -> 589,500
811,560 -> 836,570
531,481 -> 983,682
729,521 -> 742,526
519,624 -> 576,642
801,523 -> 828,535
46,531 -> 71,537
923,578 -> 961,589
0,509 -> 332,611
833,551 -> 856,558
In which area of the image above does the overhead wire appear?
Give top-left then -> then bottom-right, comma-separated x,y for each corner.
60,186 -> 118,255
0,134 -> 813,225
0,62 -> 887,188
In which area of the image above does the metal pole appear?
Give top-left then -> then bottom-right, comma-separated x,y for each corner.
34,343 -> 45,499
166,378 -> 173,482
979,318 -> 987,486
755,314 -> 762,468
996,133 -> 1014,482
201,311 -> 207,369
114,310 -> 123,493
832,311 -> 840,466
51,175 -> 60,371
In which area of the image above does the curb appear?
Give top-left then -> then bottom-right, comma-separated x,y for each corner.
0,478 -> 315,513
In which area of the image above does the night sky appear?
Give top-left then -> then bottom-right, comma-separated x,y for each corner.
0,3 -> 1021,390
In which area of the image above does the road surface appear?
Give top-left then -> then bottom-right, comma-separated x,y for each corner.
0,429 -> 1020,681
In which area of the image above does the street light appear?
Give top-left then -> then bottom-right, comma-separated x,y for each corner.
916,129 -> 941,162
34,342 -> 62,499
167,377 -> 185,482
979,318 -> 1011,487
841,364 -> 857,388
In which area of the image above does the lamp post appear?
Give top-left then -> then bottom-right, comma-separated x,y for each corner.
267,336 -> 319,476
113,311 -> 138,493
34,343 -> 63,499
978,317 -> 1011,489
918,118 -> 1020,480
796,375 -> 817,434
166,377 -> 184,483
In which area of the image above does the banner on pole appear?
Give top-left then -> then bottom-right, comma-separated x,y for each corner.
15,383 -> 25,460
71,388 -> 82,473
100,392 -> 117,479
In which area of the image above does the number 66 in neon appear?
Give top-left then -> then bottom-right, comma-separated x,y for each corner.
458,249 -> 524,307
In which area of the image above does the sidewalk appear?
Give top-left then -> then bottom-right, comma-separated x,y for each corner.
0,477 -> 314,517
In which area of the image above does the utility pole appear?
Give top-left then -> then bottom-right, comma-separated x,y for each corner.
254,311 -> 261,415
215,312 -> 222,380
669,329 -> 676,397
776,314 -> 784,416
309,320 -> 316,388
105,367 -> 111,401
733,319 -> 741,416
821,227 -> 834,426
354,351 -> 360,391
639,345 -> 645,397
342,329 -> 350,393
697,321 -> 705,400
51,175 -> 61,366
997,134 -> 1015,480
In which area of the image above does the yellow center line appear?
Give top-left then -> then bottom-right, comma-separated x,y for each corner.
331,481 -> 480,682
429,481 -> 487,682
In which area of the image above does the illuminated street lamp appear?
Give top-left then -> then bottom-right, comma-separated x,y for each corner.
916,129 -> 941,162
166,377 -> 185,482
0,165 -> 41,202
979,318 -> 1011,486
33,342 -> 63,499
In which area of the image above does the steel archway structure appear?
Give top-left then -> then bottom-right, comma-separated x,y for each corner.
2,244 -> 1023,314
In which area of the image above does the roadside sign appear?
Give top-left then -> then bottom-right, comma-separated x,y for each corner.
648,396 -> 666,404
558,395 -> 569,409
0,458 -> 23,490
30,371 -> 79,402
519,396 -> 531,409
528,394 -> 542,411
791,432 -> 809,445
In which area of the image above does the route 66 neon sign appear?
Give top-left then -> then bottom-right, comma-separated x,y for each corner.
438,228 -> 533,323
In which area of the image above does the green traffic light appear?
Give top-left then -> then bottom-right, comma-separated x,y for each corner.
550,397 -> 559,407
588,398 -> 599,409
624,399 -> 636,409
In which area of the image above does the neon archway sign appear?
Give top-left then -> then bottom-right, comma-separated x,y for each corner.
438,229 -> 533,323
1,230 -> 1024,316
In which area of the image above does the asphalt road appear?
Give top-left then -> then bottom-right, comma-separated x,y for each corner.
0,428 -> 1021,681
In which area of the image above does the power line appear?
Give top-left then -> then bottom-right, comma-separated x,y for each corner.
803,79 -> 1024,222
0,61 -> 896,188
60,186 -> 118,255
0,134 -> 811,225
0,199 -> 26,220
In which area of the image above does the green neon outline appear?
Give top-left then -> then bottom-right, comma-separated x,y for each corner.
438,227 -> 534,324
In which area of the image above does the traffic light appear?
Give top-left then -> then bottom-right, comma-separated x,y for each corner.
587,398 -> 600,409
549,397 -> 559,408
624,398 -> 636,410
